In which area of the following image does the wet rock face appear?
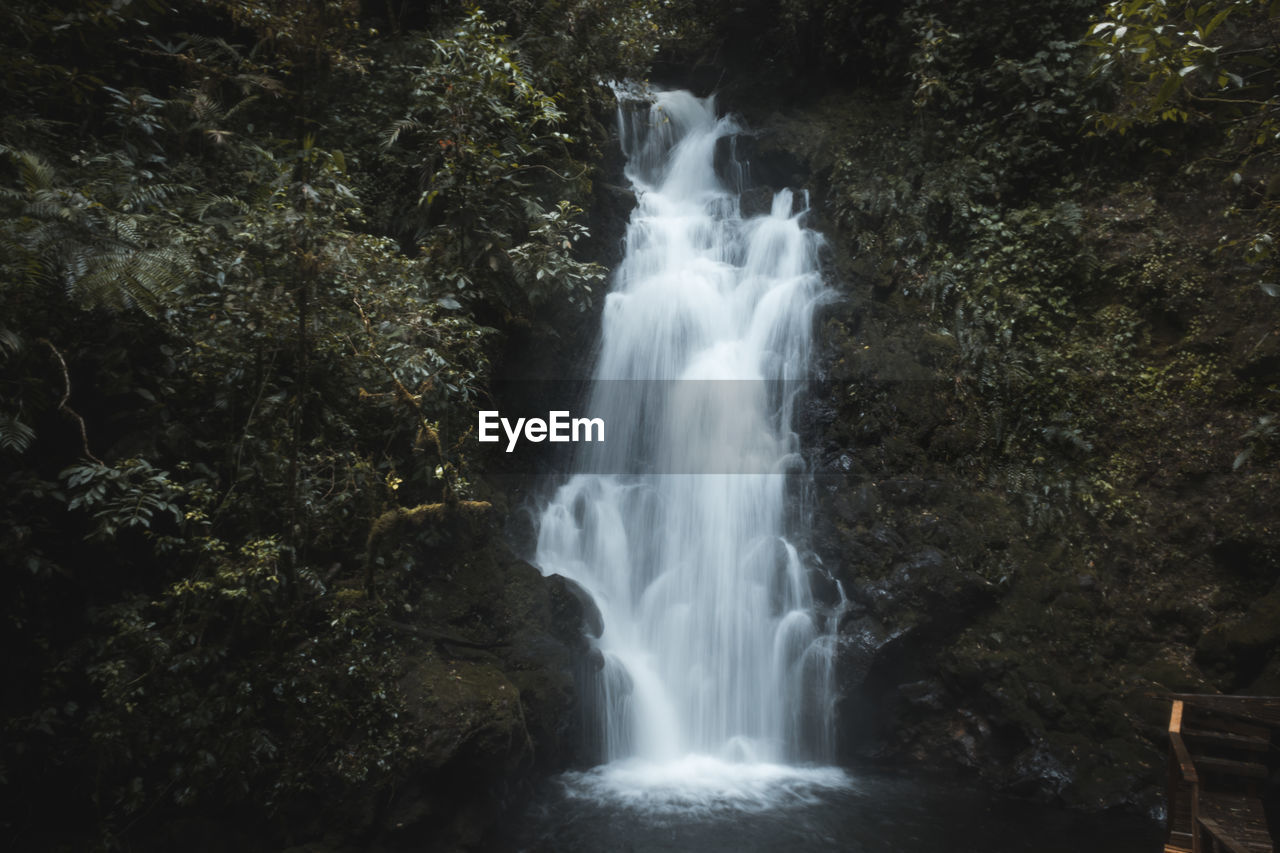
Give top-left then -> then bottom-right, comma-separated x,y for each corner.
731,134 -> 810,198
374,532 -> 592,852
549,574 -> 605,640
803,287 -> 1172,810
1196,586 -> 1280,690
820,474 -> 1004,767
774,95 -> 1166,810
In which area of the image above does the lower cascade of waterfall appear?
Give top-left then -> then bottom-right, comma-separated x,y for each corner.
512,771 -> 1166,851
534,87 -> 848,807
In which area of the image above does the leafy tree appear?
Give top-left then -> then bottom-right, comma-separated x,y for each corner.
1086,0 -> 1280,266
0,0 -> 677,845
382,9 -> 605,313
1086,0 -> 1278,132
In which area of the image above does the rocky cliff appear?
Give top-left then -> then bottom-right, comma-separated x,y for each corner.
720,85 -> 1280,812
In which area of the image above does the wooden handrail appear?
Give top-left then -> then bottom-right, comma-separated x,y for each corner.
1166,693 -> 1280,726
1199,816 -> 1252,853
1170,700 -> 1201,785
1168,700 -> 1203,853
1172,732 -> 1201,785
1164,695 -> 1280,853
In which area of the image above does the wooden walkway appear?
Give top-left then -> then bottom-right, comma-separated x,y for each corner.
1164,694 -> 1279,853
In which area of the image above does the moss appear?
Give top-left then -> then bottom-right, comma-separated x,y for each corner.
1196,586 -> 1280,687
363,500 -> 493,595
398,654 -> 529,772
332,588 -> 365,604
1137,657 -> 1210,693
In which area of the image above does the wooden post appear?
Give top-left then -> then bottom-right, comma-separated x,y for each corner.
1169,700 -> 1203,853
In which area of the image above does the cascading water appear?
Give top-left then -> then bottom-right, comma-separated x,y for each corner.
513,87 -> 1167,852
534,88 -> 844,804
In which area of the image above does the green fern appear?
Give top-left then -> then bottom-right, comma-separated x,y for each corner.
192,193 -> 251,220
0,325 -> 19,357
1,147 -> 193,316
15,150 -> 56,193
72,245 -> 190,314
0,414 -> 35,454
121,182 -> 195,213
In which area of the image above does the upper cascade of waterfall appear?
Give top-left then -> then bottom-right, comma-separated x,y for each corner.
534,87 -> 844,797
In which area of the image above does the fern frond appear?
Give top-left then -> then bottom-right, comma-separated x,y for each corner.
187,90 -> 224,122
296,566 -> 327,597
232,73 -> 283,96
184,33 -> 244,64
25,198 -> 72,221
0,233 -> 26,265
0,414 -> 35,453
17,152 -> 56,193
383,118 -> 427,150
122,182 -> 195,213
0,325 -> 21,357
193,193 -> 250,220
72,246 -> 190,316
114,216 -> 141,243
222,93 -> 261,119
58,245 -> 93,285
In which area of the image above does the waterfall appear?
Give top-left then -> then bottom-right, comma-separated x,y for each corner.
535,88 -> 840,796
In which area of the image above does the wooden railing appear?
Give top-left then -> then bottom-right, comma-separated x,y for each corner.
1169,699 -> 1202,852
1164,694 -> 1278,853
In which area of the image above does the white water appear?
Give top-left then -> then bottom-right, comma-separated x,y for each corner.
535,89 -> 843,802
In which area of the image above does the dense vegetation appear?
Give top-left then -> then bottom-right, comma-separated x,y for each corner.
716,0 -> 1280,808
0,1 -> 681,848
4,0 -> 1280,848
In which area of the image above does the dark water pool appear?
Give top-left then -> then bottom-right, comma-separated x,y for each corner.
509,765 -> 1163,852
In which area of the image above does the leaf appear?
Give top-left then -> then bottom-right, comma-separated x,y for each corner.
0,327 -> 20,356
0,416 -> 36,453
1152,75 -> 1181,108
1203,7 -> 1232,37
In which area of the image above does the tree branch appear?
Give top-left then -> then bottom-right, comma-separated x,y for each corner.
39,338 -> 102,464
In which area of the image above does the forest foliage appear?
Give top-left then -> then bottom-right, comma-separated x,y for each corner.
4,0 -> 1280,848
0,0 -> 681,847
722,0 -> 1280,523
724,0 -> 1280,802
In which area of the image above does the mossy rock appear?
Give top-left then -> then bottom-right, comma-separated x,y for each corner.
1196,585 -> 1280,688
397,655 -> 527,773
1137,656 -> 1210,694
